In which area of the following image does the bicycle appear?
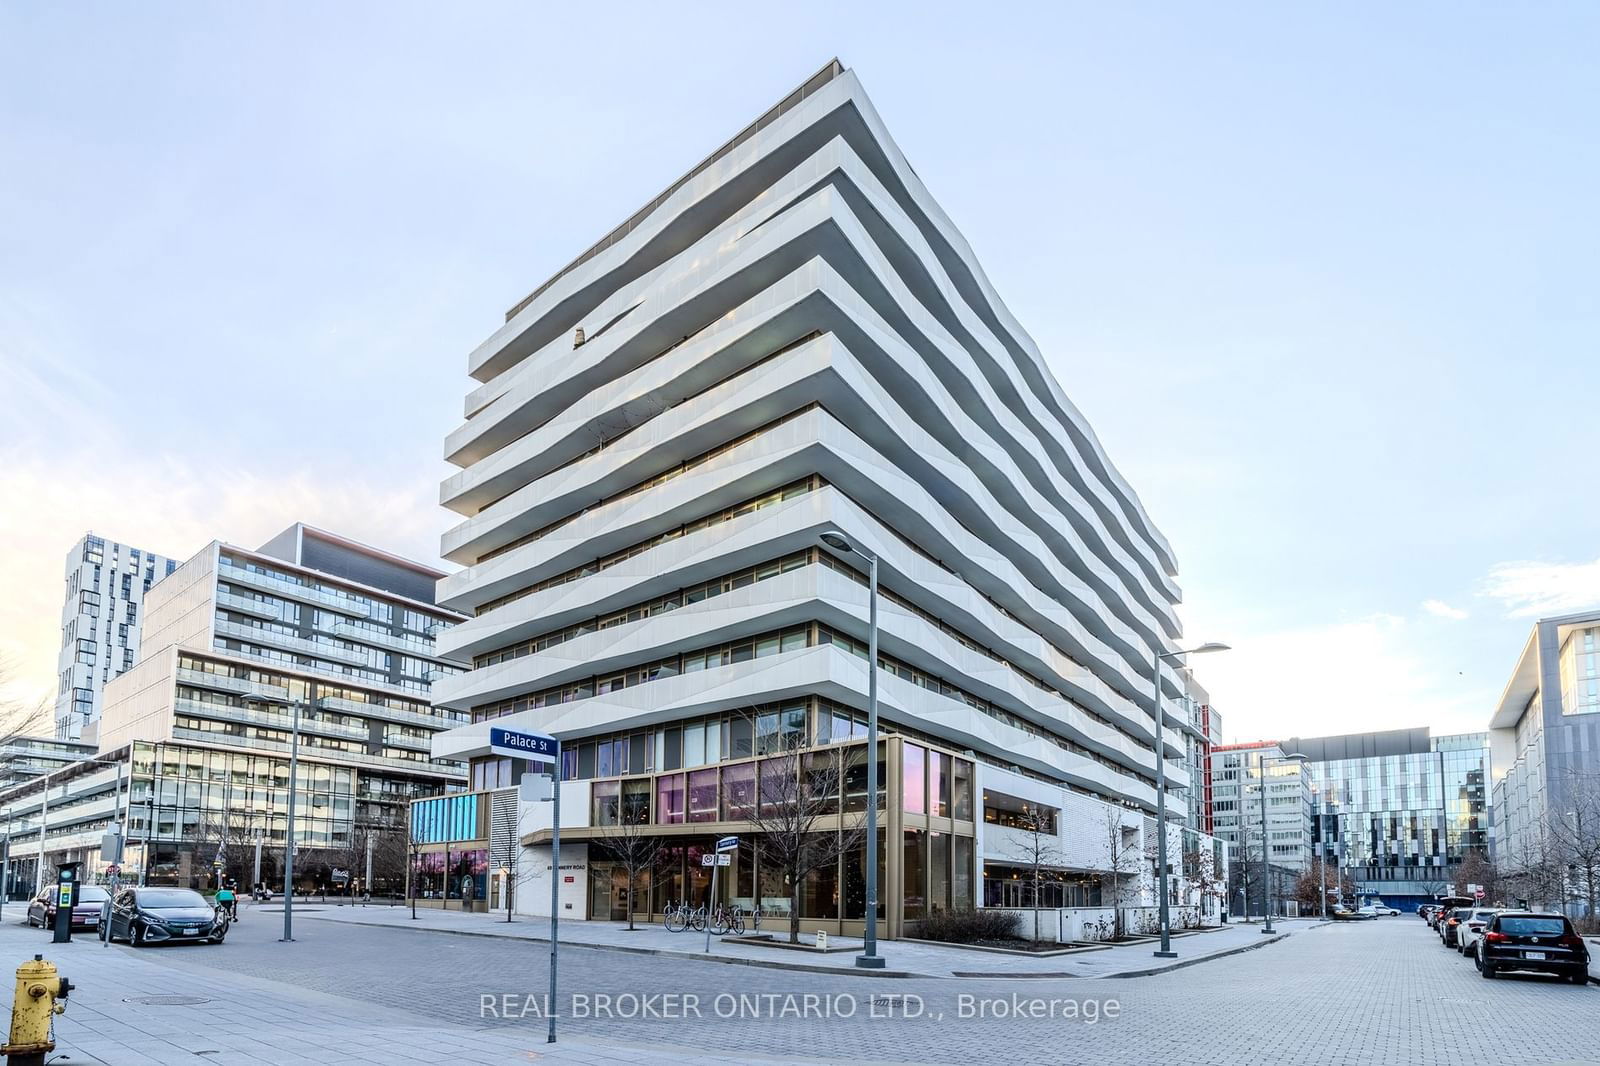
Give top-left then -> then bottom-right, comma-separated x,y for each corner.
686,904 -> 707,933
662,900 -> 688,932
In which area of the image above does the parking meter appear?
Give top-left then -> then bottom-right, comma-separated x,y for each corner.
52,862 -> 82,944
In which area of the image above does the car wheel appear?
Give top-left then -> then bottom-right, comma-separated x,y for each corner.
1481,962 -> 1496,980
1571,972 -> 1589,986
132,922 -> 146,947
1473,951 -> 1482,972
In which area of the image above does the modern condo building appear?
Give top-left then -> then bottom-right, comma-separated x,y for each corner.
0,524 -> 468,895
426,61 -> 1225,936
53,534 -> 179,739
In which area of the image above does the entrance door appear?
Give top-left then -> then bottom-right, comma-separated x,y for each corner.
589,863 -> 648,921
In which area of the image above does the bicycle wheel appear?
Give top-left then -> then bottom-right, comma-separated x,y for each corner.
664,906 -> 684,932
731,909 -> 745,936
689,908 -> 706,932
711,909 -> 731,936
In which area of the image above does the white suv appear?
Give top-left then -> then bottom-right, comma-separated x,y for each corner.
1456,908 -> 1499,956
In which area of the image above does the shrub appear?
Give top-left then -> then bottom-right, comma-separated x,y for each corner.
914,908 -> 1022,944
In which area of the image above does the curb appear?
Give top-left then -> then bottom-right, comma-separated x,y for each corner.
1101,931 -> 1289,979
301,914 -> 918,979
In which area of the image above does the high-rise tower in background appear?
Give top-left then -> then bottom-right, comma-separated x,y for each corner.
53,533 -> 179,739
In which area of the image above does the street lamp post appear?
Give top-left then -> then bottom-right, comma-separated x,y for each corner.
1150,642 -> 1230,959
819,530 -> 885,970
1257,750 -> 1307,934
246,690 -> 303,943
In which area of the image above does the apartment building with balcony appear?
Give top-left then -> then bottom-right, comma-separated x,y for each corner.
53,533 -> 179,739
424,60 -> 1226,937
0,524 -> 468,894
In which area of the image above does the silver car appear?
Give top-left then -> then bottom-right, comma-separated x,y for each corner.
1456,907 -> 1499,956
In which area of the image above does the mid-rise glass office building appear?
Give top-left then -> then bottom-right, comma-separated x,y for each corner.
1285,727 -> 1490,910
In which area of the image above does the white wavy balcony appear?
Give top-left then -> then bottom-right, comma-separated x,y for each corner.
463,68 -> 1175,580
434,643 -> 1161,814
440,407 -> 1177,704
448,149 -> 1178,619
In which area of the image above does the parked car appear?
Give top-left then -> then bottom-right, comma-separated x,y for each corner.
104,887 -> 227,946
1477,912 -> 1590,983
26,884 -> 110,931
1440,907 -> 1470,947
1370,904 -> 1400,916
1456,908 -> 1500,956
1419,904 -> 1438,923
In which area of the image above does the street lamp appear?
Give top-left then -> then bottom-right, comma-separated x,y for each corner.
818,530 -> 885,970
247,690 -> 303,943
1256,751 -> 1307,935
1151,642 -> 1230,959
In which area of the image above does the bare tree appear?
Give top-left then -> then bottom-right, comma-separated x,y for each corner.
0,655 -> 52,739
1501,826 -> 1564,911
1293,861 -> 1353,913
596,804 -> 660,931
1003,804 -> 1063,943
1452,849 -> 1498,905
745,743 -> 863,944
1098,810 -> 1142,939
1183,842 -> 1226,925
1548,770 -> 1600,931
194,803 -> 258,890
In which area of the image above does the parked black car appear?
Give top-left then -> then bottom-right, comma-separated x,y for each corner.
26,884 -> 110,931
1476,912 -> 1589,983
1440,907 -> 1469,947
104,887 -> 227,946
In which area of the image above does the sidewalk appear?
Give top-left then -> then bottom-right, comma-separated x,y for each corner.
294,901 -> 1305,979
0,921 -> 763,1065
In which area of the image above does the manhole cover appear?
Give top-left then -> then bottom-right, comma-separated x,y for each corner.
123,995 -> 212,1006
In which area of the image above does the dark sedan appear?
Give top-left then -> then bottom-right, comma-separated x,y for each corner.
1477,912 -> 1590,983
104,887 -> 227,946
27,884 -> 110,931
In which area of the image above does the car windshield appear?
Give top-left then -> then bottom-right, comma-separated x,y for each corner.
137,889 -> 208,909
1499,917 -> 1566,936
78,886 -> 109,902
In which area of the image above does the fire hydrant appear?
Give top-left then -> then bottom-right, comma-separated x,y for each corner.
1,955 -> 71,1066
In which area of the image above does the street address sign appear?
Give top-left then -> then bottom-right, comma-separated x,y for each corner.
489,726 -> 559,760
716,836 -> 738,853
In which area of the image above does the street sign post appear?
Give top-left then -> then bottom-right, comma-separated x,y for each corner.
493,727 -> 563,1046
704,837 -> 738,953
489,727 -> 559,762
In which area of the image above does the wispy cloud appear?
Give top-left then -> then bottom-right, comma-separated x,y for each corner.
1481,557 -> 1600,619
1421,598 -> 1469,621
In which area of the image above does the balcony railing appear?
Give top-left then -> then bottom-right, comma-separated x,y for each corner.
173,698 -> 370,742
214,620 -> 374,668
169,728 -> 465,778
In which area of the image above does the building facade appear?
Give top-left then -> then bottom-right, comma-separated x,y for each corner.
1284,727 -> 1490,910
0,524 -> 469,896
54,534 -> 179,739
1490,610 -> 1600,876
425,61 -> 1227,937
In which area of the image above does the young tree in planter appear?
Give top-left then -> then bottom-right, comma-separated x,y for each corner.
1098,809 -> 1142,939
1003,803 -> 1064,944
1182,843 -> 1225,926
597,795 -> 659,931
746,742 -> 863,945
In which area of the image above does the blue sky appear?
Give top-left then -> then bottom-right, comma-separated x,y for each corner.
3,3 -> 1597,741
